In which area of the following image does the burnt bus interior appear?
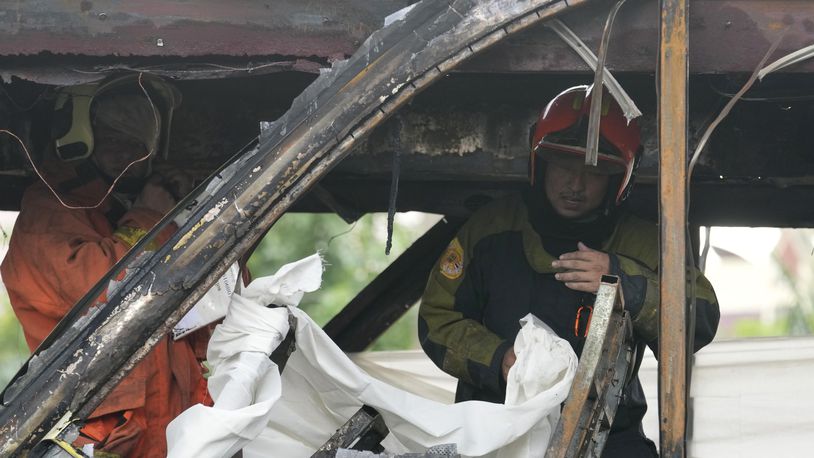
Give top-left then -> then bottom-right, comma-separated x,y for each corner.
2,0 -> 814,347
0,0 -> 813,453
2,1 -> 814,229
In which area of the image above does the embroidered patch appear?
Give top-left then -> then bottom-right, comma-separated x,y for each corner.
440,238 -> 464,280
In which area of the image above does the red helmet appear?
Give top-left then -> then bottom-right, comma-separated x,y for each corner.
531,85 -> 641,205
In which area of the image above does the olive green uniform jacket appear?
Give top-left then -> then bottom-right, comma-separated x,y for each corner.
419,193 -> 719,438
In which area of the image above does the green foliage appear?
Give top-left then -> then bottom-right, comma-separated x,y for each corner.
248,212 -> 434,350
0,291 -> 29,390
732,316 -> 792,338
731,308 -> 814,339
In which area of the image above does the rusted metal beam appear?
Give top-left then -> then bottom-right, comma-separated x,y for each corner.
0,0 -> 408,59
658,0 -> 689,456
5,0 -> 814,82
461,0 -> 814,75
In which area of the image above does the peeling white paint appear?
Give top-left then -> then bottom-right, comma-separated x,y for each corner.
234,200 -> 247,218
203,198 -> 229,223
64,355 -> 84,377
122,284 -> 143,304
146,272 -> 157,296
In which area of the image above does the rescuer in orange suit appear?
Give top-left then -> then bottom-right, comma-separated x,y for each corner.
1,74 -> 209,457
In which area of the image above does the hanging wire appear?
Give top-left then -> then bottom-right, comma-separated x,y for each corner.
688,33 -> 786,177
707,79 -> 814,102
385,120 -> 403,255
682,31 -> 787,429
69,60 -> 299,77
325,219 -> 359,249
385,147 -> 401,255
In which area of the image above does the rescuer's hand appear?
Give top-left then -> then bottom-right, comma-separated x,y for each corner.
134,177 -> 177,215
502,346 -> 516,381
551,242 -> 610,293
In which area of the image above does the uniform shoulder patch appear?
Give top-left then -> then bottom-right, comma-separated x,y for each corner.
440,238 -> 464,280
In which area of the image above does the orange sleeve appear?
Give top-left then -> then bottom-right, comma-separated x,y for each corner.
2,184 -> 193,456
11,188 -> 173,321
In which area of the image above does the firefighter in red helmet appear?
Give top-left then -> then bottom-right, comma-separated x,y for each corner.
419,85 -> 720,457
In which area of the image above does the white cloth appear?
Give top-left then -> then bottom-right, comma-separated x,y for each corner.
500,314 -> 576,457
167,254 -> 323,457
167,255 -> 578,458
506,314 -> 573,406
240,253 -> 323,307
348,351 -> 458,405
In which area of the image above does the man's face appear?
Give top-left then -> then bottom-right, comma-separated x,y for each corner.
91,125 -> 151,179
543,155 -> 610,219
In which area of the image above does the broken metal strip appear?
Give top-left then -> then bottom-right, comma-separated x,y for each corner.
545,275 -> 627,458
585,0 -> 627,167
0,0 -> 593,454
688,34 -> 785,177
313,405 -> 389,455
545,19 -> 641,122
758,42 -> 814,80
658,0 -> 689,455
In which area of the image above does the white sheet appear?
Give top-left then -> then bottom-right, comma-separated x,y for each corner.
167,256 -> 578,458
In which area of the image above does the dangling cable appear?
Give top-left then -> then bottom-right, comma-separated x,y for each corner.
699,226 -> 711,273
585,0 -> 628,166
385,130 -> 402,255
683,31 -> 787,439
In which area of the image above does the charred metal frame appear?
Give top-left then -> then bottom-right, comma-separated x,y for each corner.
0,0 -> 596,453
0,0 -> 399,57
4,0 -> 814,84
324,217 -> 464,352
545,276 -> 634,458
0,0 -> 800,454
658,0 -> 689,456
312,405 -> 389,457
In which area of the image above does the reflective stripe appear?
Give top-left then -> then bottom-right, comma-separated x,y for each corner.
112,226 -> 157,251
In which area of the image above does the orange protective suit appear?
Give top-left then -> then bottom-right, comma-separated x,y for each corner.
1,171 -> 210,457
